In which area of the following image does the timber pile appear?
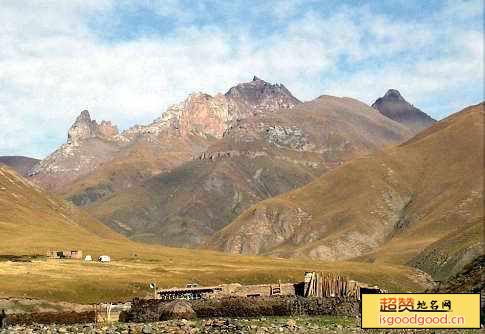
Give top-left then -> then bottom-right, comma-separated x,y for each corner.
304,272 -> 363,299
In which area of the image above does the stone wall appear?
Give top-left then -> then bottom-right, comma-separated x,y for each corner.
123,296 -> 360,322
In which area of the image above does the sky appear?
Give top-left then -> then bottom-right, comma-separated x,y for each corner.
0,0 -> 483,158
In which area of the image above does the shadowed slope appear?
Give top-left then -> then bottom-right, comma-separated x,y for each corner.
0,156 -> 40,175
372,89 -> 436,133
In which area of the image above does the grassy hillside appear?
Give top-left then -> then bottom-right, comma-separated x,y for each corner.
0,165 -> 126,255
210,103 -> 484,279
0,164 -> 433,303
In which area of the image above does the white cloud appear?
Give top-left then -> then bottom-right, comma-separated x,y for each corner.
0,0 -> 482,158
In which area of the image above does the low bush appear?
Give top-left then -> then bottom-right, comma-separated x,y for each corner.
6,311 -> 95,325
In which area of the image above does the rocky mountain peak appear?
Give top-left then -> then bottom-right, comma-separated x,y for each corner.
67,110 -> 119,146
225,77 -> 301,112
372,90 -> 436,133
78,109 -> 92,120
136,77 -> 302,140
383,89 -> 405,101
67,110 -> 98,146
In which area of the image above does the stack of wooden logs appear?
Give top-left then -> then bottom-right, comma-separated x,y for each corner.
303,272 -> 362,300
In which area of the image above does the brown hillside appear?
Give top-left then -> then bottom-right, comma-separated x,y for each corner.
209,103 -> 484,279
0,165 -> 126,254
84,95 -> 412,247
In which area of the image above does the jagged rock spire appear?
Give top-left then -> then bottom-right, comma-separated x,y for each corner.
67,110 -> 97,145
67,110 -> 118,145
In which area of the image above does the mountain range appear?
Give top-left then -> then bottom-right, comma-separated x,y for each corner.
18,78 -> 423,248
0,75 -> 481,289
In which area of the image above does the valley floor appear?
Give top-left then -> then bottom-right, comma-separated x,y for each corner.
0,255 -> 432,304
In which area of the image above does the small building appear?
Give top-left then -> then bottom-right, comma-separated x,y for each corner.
155,282 -> 295,300
46,250 -> 83,259
154,272 -> 385,301
84,255 -> 92,261
70,250 -> 83,259
98,255 -> 111,263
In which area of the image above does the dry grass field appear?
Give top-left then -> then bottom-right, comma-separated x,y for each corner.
0,129 -> 440,306
0,249 -> 432,304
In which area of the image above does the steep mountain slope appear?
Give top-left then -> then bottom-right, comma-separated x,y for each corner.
86,95 -> 413,247
0,165 -> 125,254
372,89 -> 436,133
0,156 -> 40,175
28,77 -> 300,199
210,102 -> 483,279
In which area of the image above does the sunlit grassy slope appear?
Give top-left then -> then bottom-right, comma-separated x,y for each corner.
0,164 -> 432,303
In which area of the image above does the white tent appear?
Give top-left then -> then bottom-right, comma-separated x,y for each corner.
98,255 -> 111,263
84,255 -> 92,261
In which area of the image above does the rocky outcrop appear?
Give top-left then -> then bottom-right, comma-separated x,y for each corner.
213,206 -> 312,255
97,121 -> 119,139
225,76 -> 301,113
264,125 -> 312,151
117,77 -> 300,141
66,110 -> 98,146
67,110 -> 119,146
29,77 -> 302,193
195,151 -> 268,161
372,89 -> 436,133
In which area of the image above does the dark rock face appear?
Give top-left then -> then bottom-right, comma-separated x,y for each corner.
67,183 -> 113,206
372,89 -> 436,134
225,76 -> 301,113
